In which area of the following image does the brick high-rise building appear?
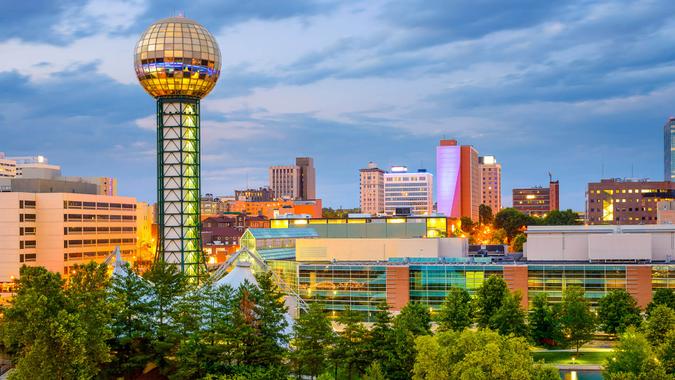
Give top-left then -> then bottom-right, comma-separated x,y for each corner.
269,157 -> 316,200
513,179 -> 560,217
359,162 -> 385,215
587,179 -> 675,224
665,117 -> 675,182
436,139 -> 480,221
479,156 -> 501,212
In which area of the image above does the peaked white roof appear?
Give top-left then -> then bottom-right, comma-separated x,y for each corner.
213,261 -> 258,288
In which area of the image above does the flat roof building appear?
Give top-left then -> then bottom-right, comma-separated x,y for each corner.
513,178 -> 559,217
359,162 -> 385,215
586,178 -> 674,225
436,140 -> 480,220
479,155 -> 501,212
384,167 -> 433,216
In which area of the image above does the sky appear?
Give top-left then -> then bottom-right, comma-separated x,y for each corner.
2,0 -> 675,210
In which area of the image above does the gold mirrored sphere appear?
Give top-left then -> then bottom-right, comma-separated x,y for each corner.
134,16 -> 221,99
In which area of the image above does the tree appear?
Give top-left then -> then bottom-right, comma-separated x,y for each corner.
511,233 -> 527,252
459,216 -> 474,234
658,329 -> 675,375
604,327 -> 668,379
598,289 -> 642,335
333,307 -> 370,380
292,303 -> 334,379
559,287 -> 596,354
541,209 -> 580,225
436,287 -> 473,332
529,293 -> 563,347
362,361 -> 386,380
365,302 -> 393,366
474,275 -> 508,328
490,291 -> 529,337
494,208 -> 531,242
478,204 -> 493,225
106,263 -> 154,378
384,302 -> 431,380
64,262 -> 113,376
642,304 -> 675,346
413,329 -> 559,380
143,260 -> 188,373
249,271 -> 290,368
647,288 -> 675,315
1,266 -> 99,379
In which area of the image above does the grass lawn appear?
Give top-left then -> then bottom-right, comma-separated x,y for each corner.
532,351 -> 612,365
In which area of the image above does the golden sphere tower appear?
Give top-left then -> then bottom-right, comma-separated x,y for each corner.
134,16 -> 221,279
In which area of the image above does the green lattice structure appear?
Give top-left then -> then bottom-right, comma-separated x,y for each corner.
156,96 -> 205,279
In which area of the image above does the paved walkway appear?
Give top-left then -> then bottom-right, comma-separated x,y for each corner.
556,364 -> 603,370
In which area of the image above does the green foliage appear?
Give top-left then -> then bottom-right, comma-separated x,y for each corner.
658,329 -> 675,375
322,207 -> 359,218
647,288 -> 675,315
559,287 -> 596,354
474,275 -> 508,328
384,302 -> 432,380
292,303 -> 334,378
1,264 -> 112,380
598,289 -> 642,334
604,327 -> 668,379
539,209 -> 581,225
436,287 -> 473,331
490,291 -> 529,337
365,302 -> 393,366
642,304 -> 675,347
332,307 -> 370,380
529,293 -> 563,347
494,208 -> 531,241
478,204 -> 493,225
460,216 -> 474,234
511,233 -> 527,252
413,329 -> 558,380
531,363 -> 562,380
362,361 -> 386,380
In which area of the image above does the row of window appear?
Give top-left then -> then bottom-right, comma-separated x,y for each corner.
64,214 -> 137,221
64,226 -> 136,235
19,253 -> 36,263
19,214 -> 36,222
64,201 -> 136,210
19,227 -> 36,236
19,240 -> 36,249
64,249 -> 135,261
19,200 -> 36,209
64,238 -> 136,248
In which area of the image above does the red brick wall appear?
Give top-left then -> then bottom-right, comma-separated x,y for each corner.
626,266 -> 652,309
386,266 -> 410,312
503,265 -> 529,309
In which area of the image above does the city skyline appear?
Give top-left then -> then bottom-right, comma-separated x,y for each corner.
3,1 -> 675,210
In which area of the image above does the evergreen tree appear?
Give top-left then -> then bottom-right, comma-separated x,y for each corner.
143,260 -> 188,372
106,263 -> 154,378
436,287 -> 473,332
559,287 -> 596,354
250,271 -> 289,368
598,289 -> 642,334
292,303 -> 334,379
333,307 -> 370,380
384,302 -> 431,380
474,275 -> 508,327
647,288 -> 675,315
529,293 -> 563,347
366,302 -> 393,366
490,291 -> 529,337
658,329 -> 675,375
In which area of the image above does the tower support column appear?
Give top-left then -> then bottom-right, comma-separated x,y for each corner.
156,96 -> 204,279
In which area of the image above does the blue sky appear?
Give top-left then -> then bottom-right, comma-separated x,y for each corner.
2,0 -> 675,210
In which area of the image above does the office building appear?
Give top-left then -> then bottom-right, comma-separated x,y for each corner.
436,139 -> 480,221
665,117 -> 675,181
202,215 -> 269,262
587,178 -> 675,224
228,199 -> 322,219
0,153 -> 16,178
296,157 -> 316,200
513,178 -> 559,217
384,166 -> 433,215
269,157 -> 317,201
0,192 -> 142,295
479,156 -> 501,212
359,162 -> 385,215
657,200 -> 675,224
235,187 -> 274,202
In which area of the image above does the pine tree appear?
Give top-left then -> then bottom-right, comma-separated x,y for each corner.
292,302 -> 334,378
437,287 -> 473,331
366,302 -> 393,366
106,262 -> 154,378
384,302 -> 431,380
251,271 -> 289,369
333,307 -> 370,380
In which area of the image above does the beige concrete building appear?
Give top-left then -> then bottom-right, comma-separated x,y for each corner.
359,162 -> 385,215
0,153 -> 16,178
384,167 -> 433,215
269,165 -> 301,200
0,193 -> 143,297
479,155 -> 501,212
296,237 -> 468,262
525,225 -> 675,262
